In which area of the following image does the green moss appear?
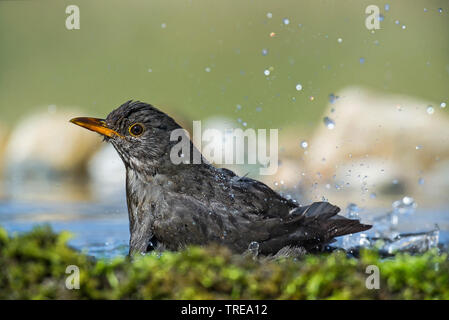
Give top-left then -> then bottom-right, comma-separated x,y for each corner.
0,225 -> 448,300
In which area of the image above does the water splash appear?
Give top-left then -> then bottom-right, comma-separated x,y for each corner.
346,203 -> 360,220
248,241 -> 259,258
392,196 -> 417,215
340,196 -> 441,255
342,204 -> 366,250
383,227 -> 440,254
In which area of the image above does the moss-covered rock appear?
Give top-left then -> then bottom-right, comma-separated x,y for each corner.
0,225 -> 448,300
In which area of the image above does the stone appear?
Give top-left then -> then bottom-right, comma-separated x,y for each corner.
4,108 -> 102,180
306,87 -> 449,204
263,87 -> 449,206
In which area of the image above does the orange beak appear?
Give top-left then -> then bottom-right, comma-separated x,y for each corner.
70,117 -> 122,138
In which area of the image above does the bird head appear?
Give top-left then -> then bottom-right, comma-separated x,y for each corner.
70,100 -> 182,175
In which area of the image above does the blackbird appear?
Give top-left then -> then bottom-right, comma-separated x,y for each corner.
71,101 -> 371,255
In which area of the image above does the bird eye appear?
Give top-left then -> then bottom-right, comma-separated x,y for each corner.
129,123 -> 145,137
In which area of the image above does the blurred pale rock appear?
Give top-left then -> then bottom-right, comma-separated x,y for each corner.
4,108 -> 102,179
88,143 -> 126,200
269,87 -> 449,205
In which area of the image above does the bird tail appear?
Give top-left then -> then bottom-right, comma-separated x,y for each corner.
289,201 -> 371,246
257,202 -> 372,254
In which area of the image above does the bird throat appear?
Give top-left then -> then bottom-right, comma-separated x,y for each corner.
125,168 -> 160,254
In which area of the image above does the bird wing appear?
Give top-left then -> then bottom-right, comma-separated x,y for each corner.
223,172 -> 371,253
255,202 -> 372,254
155,167 -> 371,254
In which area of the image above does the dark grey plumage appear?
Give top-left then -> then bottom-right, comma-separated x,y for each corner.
76,101 -> 372,255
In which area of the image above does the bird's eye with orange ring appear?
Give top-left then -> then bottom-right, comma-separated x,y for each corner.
129,123 -> 145,137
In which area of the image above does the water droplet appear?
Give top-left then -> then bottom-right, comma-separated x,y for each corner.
395,20 -> 400,25
440,102 -> 446,108
283,18 -> 290,25
329,93 -> 338,104
359,57 -> 365,64
295,83 -> 303,91
309,96 -> 315,101
161,23 -> 167,29
147,68 -> 153,73
264,69 -> 270,76
426,106 -> 434,114
424,8 -> 428,12
346,203 -> 360,219
401,25 -> 406,30
415,145 -> 423,150
236,104 -> 242,110
248,241 -> 259,258
337,38 -> 343,43
385,4 -> 390,11
261,48 -> 268,56
266,12 -> 273,19
438,8 -> 443,13
402,196 -> 414,206
323,116 -> 335,129
300,140 -> 308,149
205,67 -> 211,72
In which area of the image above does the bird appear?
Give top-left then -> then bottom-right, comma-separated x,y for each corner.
70,100 -> 371,256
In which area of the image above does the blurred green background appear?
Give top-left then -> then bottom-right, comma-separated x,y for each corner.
0,0 -> 448,263
0,0 -> 448,129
